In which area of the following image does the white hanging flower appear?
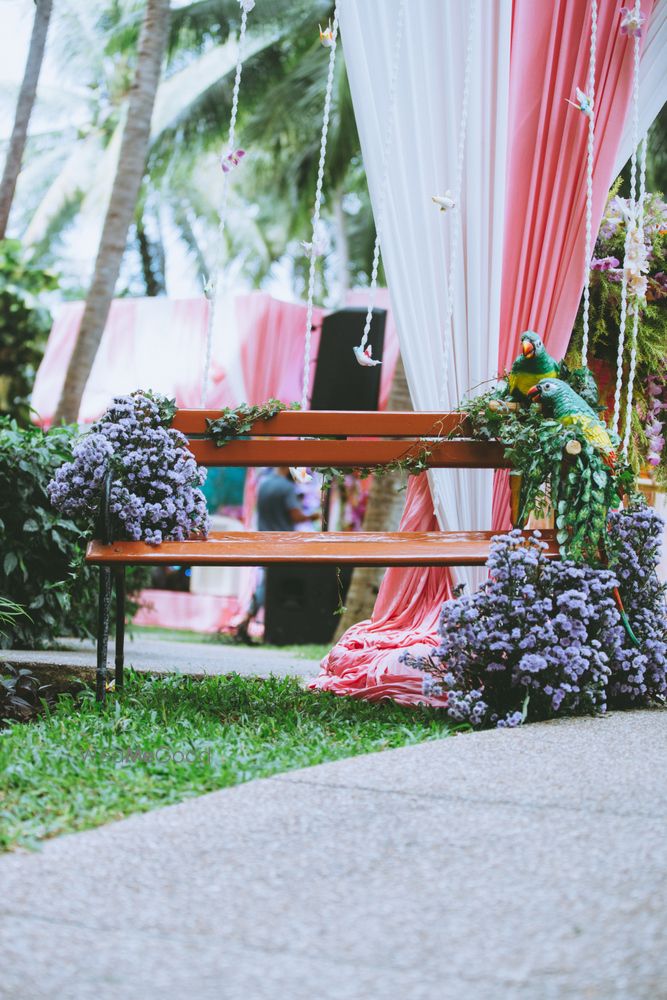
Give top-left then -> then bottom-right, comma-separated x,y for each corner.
239,0 -> 255,13
620,6 -> 645,37
319,20 -> 335,47
290,467 -> 312,483
565,86 -> 593,117
624,224 -> 650,302
432,191 -> 456,213
300,231 -> 330,258
353,344 -> 381,367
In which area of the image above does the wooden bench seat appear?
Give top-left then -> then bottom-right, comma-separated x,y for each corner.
88,530 -> 557,567
87,409 -> 532,701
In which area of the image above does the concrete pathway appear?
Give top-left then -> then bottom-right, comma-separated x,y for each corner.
1,709 -> 666,1000
0,635 -> 322,686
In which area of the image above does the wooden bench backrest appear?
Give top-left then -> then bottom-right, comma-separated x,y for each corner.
172,410 -> 509,469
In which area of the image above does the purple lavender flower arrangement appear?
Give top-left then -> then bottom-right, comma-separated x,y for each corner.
607,502 -> 667,706
646,374 -> 666,467
48,391 -> 209,545
404,506 -> 667,728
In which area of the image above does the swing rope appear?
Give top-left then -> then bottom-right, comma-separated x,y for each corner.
355,0 -> 407,362
580,0 -> 598,368
201,1 -> 251,407
440,0 -> 477,408
612,0 -> 642,438
301,2 -> 340,410
622,129 -> 648,456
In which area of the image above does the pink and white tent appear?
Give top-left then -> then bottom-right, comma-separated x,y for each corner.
32,289 -> 399,426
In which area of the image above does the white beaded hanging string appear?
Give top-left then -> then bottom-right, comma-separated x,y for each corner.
622,130 -> 648,455
611,0 -> 642,437
580,0 -> 598,368
301,2 -> 340,410
201,1 -> 251,407
355,0 -> 406,362
440,0 -> 476,408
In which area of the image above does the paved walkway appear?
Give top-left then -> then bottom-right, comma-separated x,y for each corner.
1,709 -> 666,999
0,636 -> 322,686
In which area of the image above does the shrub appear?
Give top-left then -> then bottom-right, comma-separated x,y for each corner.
0,418 -> 98,648
0,419 -> 147,649
0,239 -> 57,424
404,505 -> 667,728
607,502 -> 667,705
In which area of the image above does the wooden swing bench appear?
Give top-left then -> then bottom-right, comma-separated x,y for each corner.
86,409 -> 559,700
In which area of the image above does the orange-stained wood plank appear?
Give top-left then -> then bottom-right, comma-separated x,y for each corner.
87,530 -> 558,567
187,438 -> 508,468
173,409 -> 472,438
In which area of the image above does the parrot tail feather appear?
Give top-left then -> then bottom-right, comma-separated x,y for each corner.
613,586 -> 641,648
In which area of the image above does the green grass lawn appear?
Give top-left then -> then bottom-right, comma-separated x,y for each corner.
0,671 -> 453,852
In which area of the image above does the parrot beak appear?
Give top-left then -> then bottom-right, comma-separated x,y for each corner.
527,384 -> 542,401
521,339 -> 535,358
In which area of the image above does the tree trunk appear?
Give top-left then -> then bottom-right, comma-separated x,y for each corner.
137,211 -> 167,296
53,0 -> 170,424
333,353 -> 412,641
0,0 -> 53,240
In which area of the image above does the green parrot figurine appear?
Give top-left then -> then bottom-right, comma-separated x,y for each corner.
508,331 -> 560,401
527,378 -> 640,648
526,378 -> 616,464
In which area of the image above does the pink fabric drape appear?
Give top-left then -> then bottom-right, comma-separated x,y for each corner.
492,0 -> 654,529
310,473 -> 450,706
314,0 -> 655,704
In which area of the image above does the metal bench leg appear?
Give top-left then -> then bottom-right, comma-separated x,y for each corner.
114,568 -> 126,690
96,566 -> 112,703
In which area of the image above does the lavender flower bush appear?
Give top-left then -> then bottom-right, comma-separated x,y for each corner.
607,503 -> 667,706
48,392 -> 209,544
406,505 -> 667,728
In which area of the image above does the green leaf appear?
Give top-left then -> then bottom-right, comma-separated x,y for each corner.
23,518 -> 39,532
556,529 -> 570,545
3,551 -> 18,575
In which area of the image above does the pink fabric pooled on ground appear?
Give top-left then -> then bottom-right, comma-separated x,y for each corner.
310,474 -> 450,707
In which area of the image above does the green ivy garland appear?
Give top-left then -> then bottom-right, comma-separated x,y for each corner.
206,399 -> 300,446
458,393 -> 636,563
201,396 -> 635,564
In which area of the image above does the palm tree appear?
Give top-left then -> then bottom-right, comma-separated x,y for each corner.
0,0 -> 54,239
53,0 -> 171,423
21,0 -> 370,303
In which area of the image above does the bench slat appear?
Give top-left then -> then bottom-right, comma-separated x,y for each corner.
173,409 -> 471,438
87,530 -> 558,567
187,438 -> 508,468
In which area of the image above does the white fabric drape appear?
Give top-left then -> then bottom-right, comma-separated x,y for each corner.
615,0 -> 667,175
339,0 -> 512,587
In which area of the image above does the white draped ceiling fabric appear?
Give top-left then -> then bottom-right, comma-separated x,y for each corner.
340,0 -> 667,570
339,0 -> 512,590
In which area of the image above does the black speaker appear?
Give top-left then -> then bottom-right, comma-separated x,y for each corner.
264,564 -> 353,645
310,307 -> 386,411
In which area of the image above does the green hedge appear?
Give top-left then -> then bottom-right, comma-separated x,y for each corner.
0,418 -> 99,648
